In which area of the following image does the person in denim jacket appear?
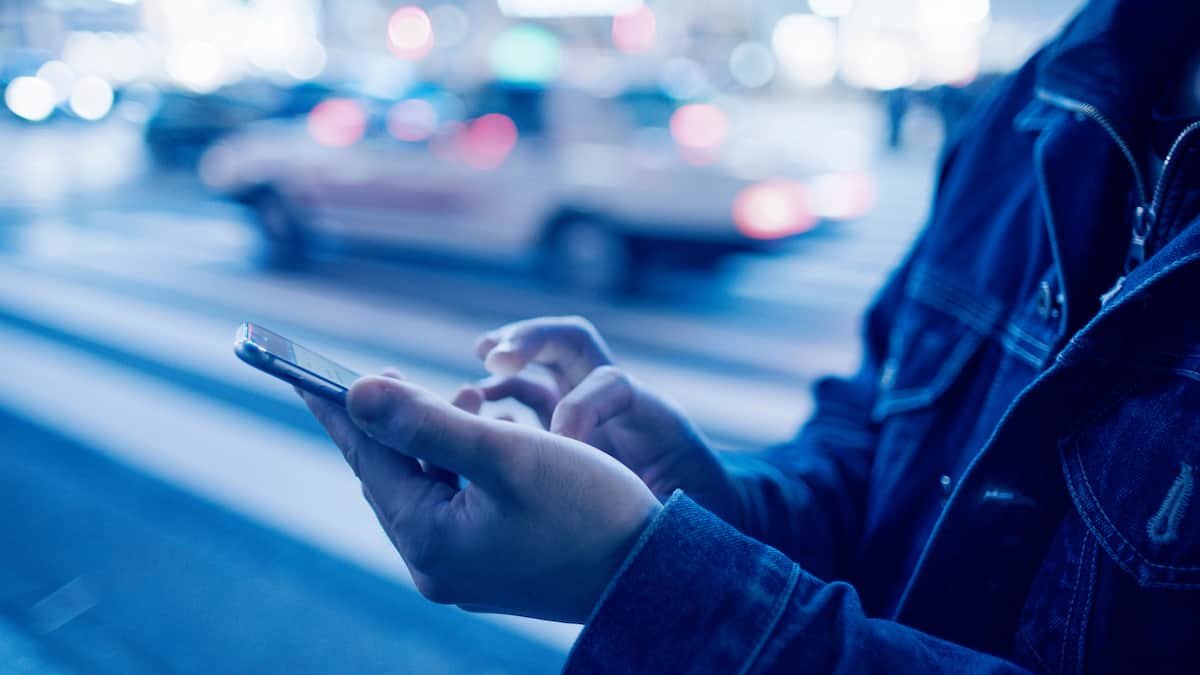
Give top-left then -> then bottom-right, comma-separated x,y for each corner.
297,0 -> 1200,671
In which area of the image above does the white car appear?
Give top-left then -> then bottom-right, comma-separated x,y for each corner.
200,87 -> 848,292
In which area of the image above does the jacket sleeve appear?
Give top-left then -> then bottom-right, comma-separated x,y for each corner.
564,491 -> 1030,675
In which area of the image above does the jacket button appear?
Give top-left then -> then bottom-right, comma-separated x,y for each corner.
1036,281 -> 1062,320
879,358 -> 898,390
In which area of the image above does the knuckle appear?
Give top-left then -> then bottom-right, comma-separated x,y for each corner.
563,314 -> 594,331
593,364 -> 624,382
556,396 -> 587,418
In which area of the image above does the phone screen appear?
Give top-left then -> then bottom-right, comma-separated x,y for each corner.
244,323 -> 361,390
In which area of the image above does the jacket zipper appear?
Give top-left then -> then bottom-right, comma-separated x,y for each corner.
1037,89 -> 1200,290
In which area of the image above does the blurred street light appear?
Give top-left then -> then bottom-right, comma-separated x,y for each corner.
490,24 -> 562,85
771,14 -> 836,87
5,76 -> 56,122
840,30 -> 919,90
388,6 -> 435,61
809,0 -> 854,19
68,76 -> 115,121
165,39 -> 224,93
498,0 -> 642,19
612,6 -> 657,54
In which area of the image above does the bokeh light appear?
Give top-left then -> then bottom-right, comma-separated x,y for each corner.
460,113 -> 519,170
733,180 -> 817,239
658,58 -> 709,100
809,0 -> 854,19
287,38 -> 328,81
307,98 -> 368,148
499,0 -> 644,19
429,4 -> 470,49
4,77 -> 56,122
612,6 -> 656,54
165,40 -> 225,93
772,14 -> 837,87
490,24 -> 562,85
841,31 -> 919,90
729,42 -> 776,89
669,103 -> 729,158
387,99 -> 439,141
920,34 -> 981,86
68,76 -> 115,121
811,171 -> 877,220
387,6 -> 435,61
919,0 -> 990,29
36,60 -> 76,104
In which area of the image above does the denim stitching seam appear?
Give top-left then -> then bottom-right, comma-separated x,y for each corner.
999,334 -> 1046,369
1067,447 -> 1200,578
1005,321 -> 1053,353
1075,536 -> 1099,675
1058,527 -> 1088,675
738,563 -> 801,675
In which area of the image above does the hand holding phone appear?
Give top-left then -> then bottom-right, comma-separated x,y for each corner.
234,322 -> 361,405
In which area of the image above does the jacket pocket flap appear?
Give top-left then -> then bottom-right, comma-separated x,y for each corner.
871,306 -> 987,422
1061,373 -> 1200,588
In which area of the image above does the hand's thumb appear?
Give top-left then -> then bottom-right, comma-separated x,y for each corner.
348,376 -> 505,487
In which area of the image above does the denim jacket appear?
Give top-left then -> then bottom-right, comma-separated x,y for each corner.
565,1 -> 1200,672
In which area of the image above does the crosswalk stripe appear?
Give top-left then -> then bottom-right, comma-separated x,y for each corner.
0,256 -> 820,445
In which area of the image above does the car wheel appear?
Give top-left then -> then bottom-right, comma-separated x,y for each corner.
250,189 -> 308,268
544,218 -> 632,295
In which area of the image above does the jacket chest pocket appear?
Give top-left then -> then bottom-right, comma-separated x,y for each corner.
861,298 -> 990,537
1015,364 -> 1200,674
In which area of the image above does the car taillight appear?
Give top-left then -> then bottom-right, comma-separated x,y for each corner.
733,180 -> 817,239
459,113 -> 518,170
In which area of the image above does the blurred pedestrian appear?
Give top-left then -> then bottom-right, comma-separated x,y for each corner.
299,0 -> 1200,671
884,87 -> 910,150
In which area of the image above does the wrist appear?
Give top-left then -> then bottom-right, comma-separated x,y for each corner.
573,496 -> 664,624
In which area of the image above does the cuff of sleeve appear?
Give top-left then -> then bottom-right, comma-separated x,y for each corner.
564,490 -> 800,674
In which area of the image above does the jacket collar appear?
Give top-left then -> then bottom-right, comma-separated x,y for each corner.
1036,0 -> 1200,141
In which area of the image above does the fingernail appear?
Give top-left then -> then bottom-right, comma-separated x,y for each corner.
349,380 -> 390,423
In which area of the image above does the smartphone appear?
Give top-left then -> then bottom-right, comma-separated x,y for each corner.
234,322 -> 361,406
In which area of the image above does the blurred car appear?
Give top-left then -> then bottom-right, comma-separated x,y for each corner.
145,80 -> 334,168
201,84 -> 848,292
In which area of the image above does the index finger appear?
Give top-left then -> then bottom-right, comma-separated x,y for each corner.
474,316 -> 614,391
